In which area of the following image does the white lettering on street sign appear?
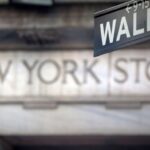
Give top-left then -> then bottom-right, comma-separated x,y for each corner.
94,0 -> 150,56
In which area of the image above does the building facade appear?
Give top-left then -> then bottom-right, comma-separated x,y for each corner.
0,0 -> 150,149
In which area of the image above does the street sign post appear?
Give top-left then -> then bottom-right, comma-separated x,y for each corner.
94,0 -> 150,57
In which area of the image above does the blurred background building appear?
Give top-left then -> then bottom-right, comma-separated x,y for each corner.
0,0 -> 150,149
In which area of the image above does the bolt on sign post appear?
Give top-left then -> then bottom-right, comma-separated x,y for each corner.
94,0 -> 150,57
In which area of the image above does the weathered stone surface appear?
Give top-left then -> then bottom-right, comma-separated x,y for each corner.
12,0 -> 53,6
0,49 -> 149,103
0,104 -> 150,135
0,0 -> 8,4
